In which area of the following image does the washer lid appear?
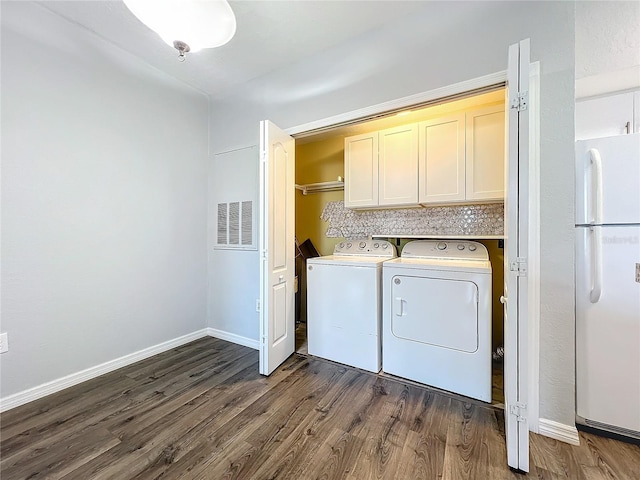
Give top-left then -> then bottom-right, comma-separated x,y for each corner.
307,255 -> 392,268
384,257 -> 491,274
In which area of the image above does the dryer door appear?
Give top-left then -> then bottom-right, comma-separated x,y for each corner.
391,275 -> 478,353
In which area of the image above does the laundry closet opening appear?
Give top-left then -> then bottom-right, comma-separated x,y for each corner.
291,86 -> 508,408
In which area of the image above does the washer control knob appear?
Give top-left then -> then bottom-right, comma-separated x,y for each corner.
346,243 -> 352,248
339,242 -> 345,249
437,242 -> 447,250
359,241 -> 366,249
457,244 -> 465,251
373,242 -> 380,248
468,244 -> 477,252
382,244 -> 389,249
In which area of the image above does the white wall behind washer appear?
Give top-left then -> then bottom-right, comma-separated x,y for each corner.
207,1 -> 576,428
1,3 -> 209,399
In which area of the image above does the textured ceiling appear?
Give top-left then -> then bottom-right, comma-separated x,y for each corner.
37,0 -> 433,98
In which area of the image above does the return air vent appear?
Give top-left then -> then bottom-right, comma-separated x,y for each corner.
241,201 -> 252,245
215,200 -> 255,250
217,203 -> 227,244
229,202 -> 240,245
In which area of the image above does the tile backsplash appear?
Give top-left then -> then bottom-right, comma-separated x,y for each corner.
321,201 -> 504,238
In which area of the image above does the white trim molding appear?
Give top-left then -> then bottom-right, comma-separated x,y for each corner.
287,71 -> 507,137
538,418 -> 581,446
0,329 -> 209,413
207,328 -> 259,350
0,328 -> 260,413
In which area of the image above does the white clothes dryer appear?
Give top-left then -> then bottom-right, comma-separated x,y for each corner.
382,240 -> 492,402
307,239 -> 397,373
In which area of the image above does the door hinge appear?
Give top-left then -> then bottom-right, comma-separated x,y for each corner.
260,150 -> 267,162
509,257 -> 528,277
509,402 -> 528,423
510,91 -> 528,111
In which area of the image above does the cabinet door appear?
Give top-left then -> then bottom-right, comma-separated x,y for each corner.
344,132 -> 378,208
466,105 -> 505,201
575,91 -> 635,140
378,124 -> 418,207
418,114 -> 465,204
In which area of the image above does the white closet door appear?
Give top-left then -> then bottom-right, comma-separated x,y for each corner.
504,38 -> 530,473
259,120 -> 295,376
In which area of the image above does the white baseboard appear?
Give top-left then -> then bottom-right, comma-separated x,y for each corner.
538,418 -> 581,445
207,328 -> 259,350
0,329 -> 209,413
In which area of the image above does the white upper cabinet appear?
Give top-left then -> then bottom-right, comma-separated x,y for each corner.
465,105 -> 505,201
418,114 -> 465,204
344,102 -> 505,210
378,124 -> 418,207
575,91 -> 637,140
344,132 -> 378,208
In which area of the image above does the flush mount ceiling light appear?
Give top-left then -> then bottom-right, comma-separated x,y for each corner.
122,0 -> 236,61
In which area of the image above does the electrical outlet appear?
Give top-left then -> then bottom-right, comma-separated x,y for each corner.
255,299 -> 261,312
0,333 -> 8,354
636,263 -> 640,283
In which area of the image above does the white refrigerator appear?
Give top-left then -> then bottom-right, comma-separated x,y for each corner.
575,133 -> 640,439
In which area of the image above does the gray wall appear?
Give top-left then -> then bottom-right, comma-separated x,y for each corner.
575,1 -> 640,80
1,3 -> 209,399
207,1 -> 576,425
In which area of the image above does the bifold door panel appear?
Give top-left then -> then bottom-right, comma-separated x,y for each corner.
272,282 -> 288,345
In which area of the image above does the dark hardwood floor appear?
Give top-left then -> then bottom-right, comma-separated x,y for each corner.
296,321 -> 505,407
1,337 -> 638,479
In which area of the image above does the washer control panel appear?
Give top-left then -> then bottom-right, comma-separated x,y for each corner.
334,239 -> 397,257
401,240 -> 488,260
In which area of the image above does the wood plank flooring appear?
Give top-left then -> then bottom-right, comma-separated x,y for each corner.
295,321 -> 505,406
1,337 -> 639,479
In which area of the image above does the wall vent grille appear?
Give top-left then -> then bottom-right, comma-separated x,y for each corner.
215,200 -> 255,250
217,203 -> 227,245
241,201 -> 252,245
229,202 -> 240,245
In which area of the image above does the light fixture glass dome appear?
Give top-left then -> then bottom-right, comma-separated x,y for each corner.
123,0 -> 236,52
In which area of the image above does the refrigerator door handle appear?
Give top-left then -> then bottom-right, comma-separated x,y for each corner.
588,148 -> 603,225
590,226 -> 603,303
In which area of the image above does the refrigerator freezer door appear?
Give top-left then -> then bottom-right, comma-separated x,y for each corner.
576,133 -> 640,226
576,226 -> 640,434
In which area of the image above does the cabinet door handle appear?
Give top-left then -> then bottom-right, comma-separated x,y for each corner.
625,121 -> 631,134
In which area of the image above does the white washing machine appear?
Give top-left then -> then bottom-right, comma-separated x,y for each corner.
307,239 -> 397,373
383,240 -> 492,402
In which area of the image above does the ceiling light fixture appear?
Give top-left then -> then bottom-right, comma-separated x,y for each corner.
122,0 -> 236,62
